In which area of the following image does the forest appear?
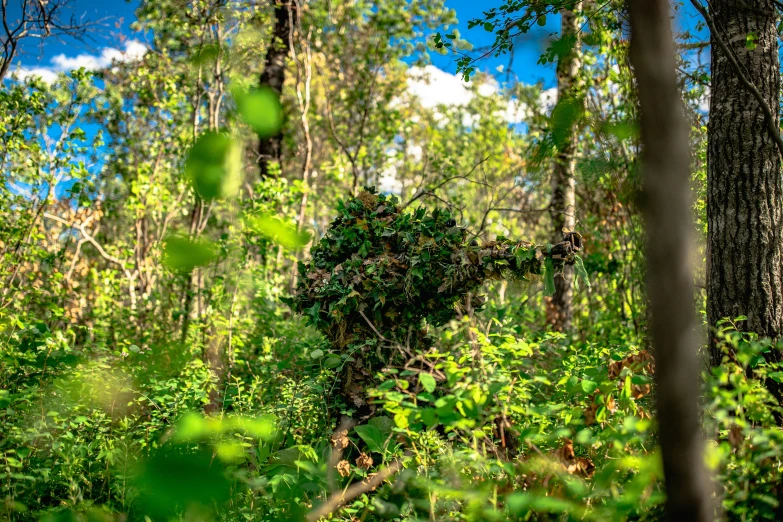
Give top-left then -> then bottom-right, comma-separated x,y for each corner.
1,0 -> 782,520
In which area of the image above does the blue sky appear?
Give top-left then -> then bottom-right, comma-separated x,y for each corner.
13,0 -> 707,93
14,0 -> 562,86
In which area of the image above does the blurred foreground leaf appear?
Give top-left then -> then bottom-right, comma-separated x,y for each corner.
163,235 -> 216,273
246,214 -> 311,250
185,132 -> 241,200
175,411 -> 278,442
134,446 -> 231,517
232,86 -> 283,137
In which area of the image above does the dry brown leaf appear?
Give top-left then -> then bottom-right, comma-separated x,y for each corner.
355,452 -> 373,470
332,429 -> 349,450
567,457 -> 596,478
728,424 -> 743,449
584,403 -> 598,426
336,459 -> 351,477
631,384 -> 651,399
555,439 -> 575,462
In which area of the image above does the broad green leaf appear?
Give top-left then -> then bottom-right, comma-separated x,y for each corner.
232,86 -> 282,138
163,235 -> 216,273
190,44 -> 222,65
134,446 -> 230,517
581,379 -> 598,394
368,416 -> 395,436
185,132 -> 241,200
573,254 -> 591,290
354,424 -> 386,453
543,257 -> 556,296
419,373 -> 437,393
246,214 -> 311,250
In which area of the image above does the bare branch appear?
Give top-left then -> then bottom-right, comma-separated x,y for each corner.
0,0 -> 101,81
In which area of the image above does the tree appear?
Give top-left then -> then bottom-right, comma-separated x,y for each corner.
546,1 -> 582,330
0,0 -> 95,81
628,0 -> 712,519
258,0 -> 295,178
693,0 -> 783,365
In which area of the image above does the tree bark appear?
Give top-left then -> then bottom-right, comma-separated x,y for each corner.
628,0 -> 713,520
546,2 -> 581,331
705,0 -> 783,365
258,0 -> 296,179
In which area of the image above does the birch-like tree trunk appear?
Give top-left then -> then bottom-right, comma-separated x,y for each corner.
546,1 -> 581,330
706,0 -> 783,365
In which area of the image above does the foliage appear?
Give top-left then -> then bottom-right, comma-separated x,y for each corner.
0,0 -> 772,520
289,188 -> 582,348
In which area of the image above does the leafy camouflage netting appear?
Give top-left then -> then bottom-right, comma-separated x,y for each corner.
286,188 -> 586,412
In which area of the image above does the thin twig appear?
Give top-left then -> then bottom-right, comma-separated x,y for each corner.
358,310 -> 389,343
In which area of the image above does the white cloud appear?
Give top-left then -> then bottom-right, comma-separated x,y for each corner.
11,39 -> 148,84
503,87 -> 558,121
406,65 -> 557,125
12,67 -> 59,84
406,65 -> 474,109
539,87 -> 558,108
477,81 -> 498,97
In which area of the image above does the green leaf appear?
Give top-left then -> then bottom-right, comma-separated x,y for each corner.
543,257 -> 556,296
769,371 -> 783,383
368,416 -> 395,436
324,356 -> 342,369
631,375 -> 653,385
354,424 -> 386,453
419,373 -> 437,393
246,214 -> 311,250
163,235 -> 216,273
185,132 -> 241,200
581,379 -> 598,394
745,32 -> 758,50
573,254 -> 591,290
134,446 -> 231,517
190,44 -> 221,66
232,86 -> 283,138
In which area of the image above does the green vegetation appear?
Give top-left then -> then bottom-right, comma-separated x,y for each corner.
2,0 -> 783,521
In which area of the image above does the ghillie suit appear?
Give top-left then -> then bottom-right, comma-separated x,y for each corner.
287,188 -> 586,419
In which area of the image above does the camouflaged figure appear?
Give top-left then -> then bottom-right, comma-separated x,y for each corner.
287,188 -> 584,418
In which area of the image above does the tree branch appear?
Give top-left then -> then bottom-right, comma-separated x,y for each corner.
307,457 -> 405,522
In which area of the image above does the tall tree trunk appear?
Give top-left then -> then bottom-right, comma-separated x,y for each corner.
546,2 -> 581,331
258,0 -> 295,179
628,1 -> 713,519
705,0 -> 783,366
